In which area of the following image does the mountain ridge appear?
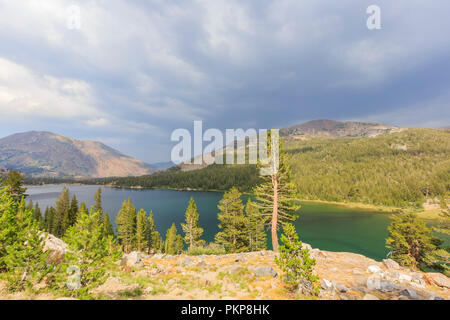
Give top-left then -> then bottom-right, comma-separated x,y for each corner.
280,119 -> 402,138
0,131 -> 156,178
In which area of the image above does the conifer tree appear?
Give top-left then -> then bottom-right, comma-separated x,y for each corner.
435,198 -> 450,235
159,235 -> 165,253
165,223 -> 183,254
32,202 -> 44,229
151,230 -> 162,253
26,199 -> 33,211
147,210 -> 156,253
275,223 -> 319,295
44,206 -> 56,234
116,198 -> 137,253
246,200 -> 267,251
181,197 -> 203,249
64,208 -> 121,291
68,195 -> 78,226
215,187 -> 248,253
431,199 -> 450,275
253,131 -> 300,252
0,186 -> 18,271
386,212 -> 438,270
0,186 -> 50,290
54,187 -> 70,237
77,202 -> 88,221
3,170 -> 27,201
136,209 -> 149,252
93,187 -> 103,222
103,211 -> 115,237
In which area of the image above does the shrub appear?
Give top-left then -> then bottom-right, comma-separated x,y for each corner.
186,243 -> 226,256
275,223 -> 319,295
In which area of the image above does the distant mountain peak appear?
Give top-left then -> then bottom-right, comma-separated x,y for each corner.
0,131 -> 156,178
280,120 -> 401,138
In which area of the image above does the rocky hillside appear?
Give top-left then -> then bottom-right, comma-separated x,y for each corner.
280,120 -> 401,138
1,237 -> 448,300
0,131 -> 156,178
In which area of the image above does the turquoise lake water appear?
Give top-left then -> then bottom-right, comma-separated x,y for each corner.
27,185 -> 392,261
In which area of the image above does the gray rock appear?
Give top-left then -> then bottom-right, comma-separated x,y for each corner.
333,281 -> 348,293
41,233 -> 68,264
398,274 -> 412,283
400,288 -> 419,300
297,279 -> 314,295
382,270 -> 400,281
230,265 -> 243,275
196,261 -> 208,268
367,265 -> 382,274
380,281 -> 397,292
429,295 -> 445,300
321,278 -> 333,291
382,259 -> 400,270
177,257 -> 195,267
253,265 -> 278,277
121,251 -> 144,267
366,276 -> 381,290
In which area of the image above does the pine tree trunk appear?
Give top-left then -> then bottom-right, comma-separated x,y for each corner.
272,176 -> 279,252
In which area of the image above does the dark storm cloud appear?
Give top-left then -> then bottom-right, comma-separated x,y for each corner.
0,0 -> 449,161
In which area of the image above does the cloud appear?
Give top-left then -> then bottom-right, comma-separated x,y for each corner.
0,57 -> 99,120
0,0 -> 449,162
85,117 -> 109,127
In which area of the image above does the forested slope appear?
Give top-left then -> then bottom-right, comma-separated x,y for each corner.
285,128 -> 449,208
29,128 -> 449,209
104,164 -> 261,192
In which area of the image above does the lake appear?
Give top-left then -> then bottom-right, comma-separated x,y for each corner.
26,185 -> 392,261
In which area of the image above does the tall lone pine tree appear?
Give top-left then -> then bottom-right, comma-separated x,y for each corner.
253,130 -> 300,252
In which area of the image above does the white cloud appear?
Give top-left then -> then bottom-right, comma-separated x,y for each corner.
85,117 -> 109,127
0,57 -> 99,120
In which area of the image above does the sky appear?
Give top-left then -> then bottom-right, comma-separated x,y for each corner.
0,0 -> 449,163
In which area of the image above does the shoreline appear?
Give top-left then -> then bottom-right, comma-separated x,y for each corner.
25,183 -> 442,221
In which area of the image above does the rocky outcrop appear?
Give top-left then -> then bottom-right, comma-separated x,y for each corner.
121,251 -> 145,268
41,233 -> 68,264
425,273 -> 450,289
91,277 -> 141,298
99,247 -> 449,300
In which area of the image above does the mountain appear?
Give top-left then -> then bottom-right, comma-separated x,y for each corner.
0,131 -> 156,178
149,161 -> 176,170
107,127 -> 449,209
280,120 -> 401,138
178,120 -> 400,171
